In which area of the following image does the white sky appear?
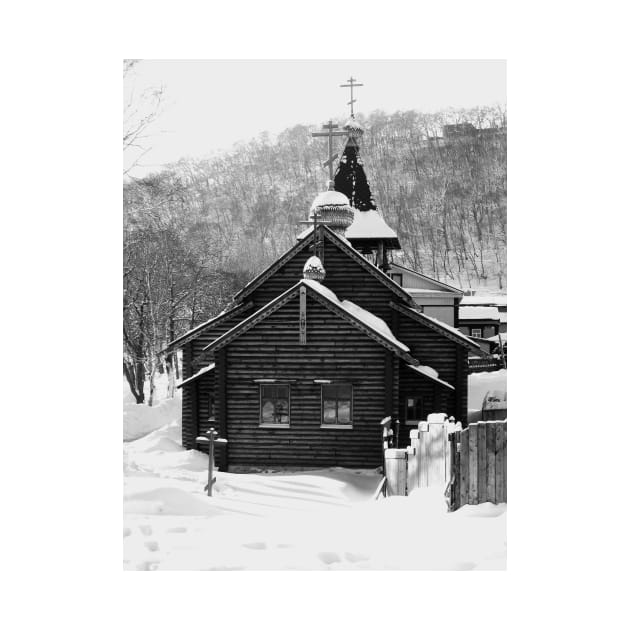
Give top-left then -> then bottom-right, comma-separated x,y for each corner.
124,59 -> 506,178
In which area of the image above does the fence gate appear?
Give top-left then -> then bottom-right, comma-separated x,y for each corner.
447,421 -> 507,511
407,419 -> 456,492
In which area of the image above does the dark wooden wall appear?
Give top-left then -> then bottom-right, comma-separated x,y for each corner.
223,292 -> 389,469
181,309 -> 247,452
396,314 -> 463,425
248,233 -> 405,324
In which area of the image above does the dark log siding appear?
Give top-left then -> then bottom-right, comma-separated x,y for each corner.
224,292 -> 389,468
395,313 -> 461,432
247,233 -> 404,324
181,309 -> 248,452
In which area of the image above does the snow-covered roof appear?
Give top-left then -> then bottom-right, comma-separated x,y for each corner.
303,279 -> 409,353
345,208 -> 397,240
178,363 -> 216,388
459,306 -> 500,321
460,295 -> 507,307
486,333 -> 507,344
405,363 -> 455,390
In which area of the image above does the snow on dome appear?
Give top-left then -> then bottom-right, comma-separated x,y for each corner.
303,255 -> 325,282
309,189 -> 354,237
310,190 -> 351,213
344,117 -> 364,138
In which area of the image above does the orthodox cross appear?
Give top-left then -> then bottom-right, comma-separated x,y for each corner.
311,119 -> 348,182
299,209 -> 331,260
340,76 -> 363,118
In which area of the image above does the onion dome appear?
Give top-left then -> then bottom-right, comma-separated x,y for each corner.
343,116 -> 364,139
309,185 -> 354,236
303,255 -> 326,282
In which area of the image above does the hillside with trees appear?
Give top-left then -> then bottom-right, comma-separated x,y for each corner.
123,105 -> 506,403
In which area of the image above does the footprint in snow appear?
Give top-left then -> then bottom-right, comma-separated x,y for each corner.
123,527 -> 132,538
144,540 -> 159,552
344,551 -> 369,563
136,560 -> 160,571
166,526 -> 187,534
139,524 -> 152,536
242,541 -> 267,550
317,551 -> 341,565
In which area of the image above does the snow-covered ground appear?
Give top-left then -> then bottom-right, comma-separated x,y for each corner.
123,375 -> 506,571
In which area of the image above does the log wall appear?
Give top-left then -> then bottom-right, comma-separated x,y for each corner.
224,292 -> 389,468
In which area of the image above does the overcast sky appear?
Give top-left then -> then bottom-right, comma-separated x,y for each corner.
124,59 -> 506,178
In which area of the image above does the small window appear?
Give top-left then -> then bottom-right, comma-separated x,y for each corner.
471,328 -> 482,338
321,384 -> 353,427
390,273 -> 403,286
260,384 -> 290,426
405,397 -> 423,424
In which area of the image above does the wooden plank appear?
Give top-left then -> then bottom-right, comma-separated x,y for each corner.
299,285 -> 307,345
428,422 -> 445,486
504,423 -> 507,502
478,422 -> 487,503
495,422 -> 506,503
486,422 -> 496,503
469,423 -> 478,504
419,422 -> 429,487
385,449 -> 407,496
459,430 -> 469,508
407,429 -> 419,492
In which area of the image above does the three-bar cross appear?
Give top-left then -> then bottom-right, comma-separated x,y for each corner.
311,119 -> 348,182
340,76 -> 364,118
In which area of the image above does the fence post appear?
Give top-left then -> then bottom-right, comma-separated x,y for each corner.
407,429 -> 420,492
385,449 -> 408,496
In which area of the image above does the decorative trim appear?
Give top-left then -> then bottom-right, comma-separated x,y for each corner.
299,285 -> 307,345
164,301 -> 253,352
202,281 -> 419,365
233,236 -> 312,301
233,225 -> 414,306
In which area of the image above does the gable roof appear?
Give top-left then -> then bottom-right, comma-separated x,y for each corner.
203,280 -> 418,365
234,225 -> 414,306
163,301 -> 254,353
390,301 -> 481,354
389,262 -> 463,296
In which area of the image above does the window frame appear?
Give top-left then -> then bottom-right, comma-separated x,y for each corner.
320,383 -> 353,429
471,328 -> 482,338
405,396 -> 423,425
259,383 -> 291,428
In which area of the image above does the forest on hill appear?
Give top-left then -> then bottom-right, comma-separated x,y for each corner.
123,105 -> 507,403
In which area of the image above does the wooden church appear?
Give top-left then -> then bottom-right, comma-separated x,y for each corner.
166,90 -> 480,471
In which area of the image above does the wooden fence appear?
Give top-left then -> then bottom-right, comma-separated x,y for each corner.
447,421 -> 507,511
381,418 -> 507,512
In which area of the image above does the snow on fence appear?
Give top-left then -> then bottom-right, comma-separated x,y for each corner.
446,421 -> 507,511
